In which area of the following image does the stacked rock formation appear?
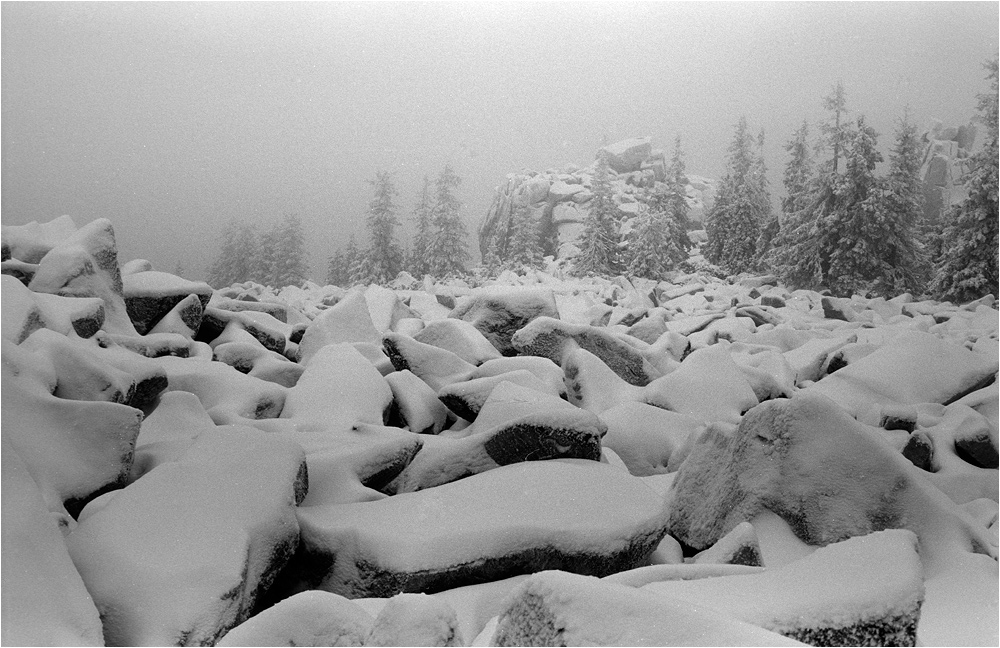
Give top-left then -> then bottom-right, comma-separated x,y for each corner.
478,137 -> 716,262
920,120 -> 978,222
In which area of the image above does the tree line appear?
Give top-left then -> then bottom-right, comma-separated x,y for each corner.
207,59 -> 997,303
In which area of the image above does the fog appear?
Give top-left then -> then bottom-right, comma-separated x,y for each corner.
2,2 -> 997,281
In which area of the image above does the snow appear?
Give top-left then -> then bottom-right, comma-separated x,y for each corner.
491,570 -> 802,646
216,590 -> 374,647
3,214 -> 999,646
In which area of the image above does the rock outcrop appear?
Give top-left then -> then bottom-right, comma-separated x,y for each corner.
920,119 -> 978,222
478,138 -> 716,262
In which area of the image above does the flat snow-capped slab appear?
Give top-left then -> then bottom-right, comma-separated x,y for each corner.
122,270 -> 212,335
66,428 -> 308,646
642,529 -> 924,646
806,330 -> 998,417
492,570 -> 802,646
295,460 -> 669,598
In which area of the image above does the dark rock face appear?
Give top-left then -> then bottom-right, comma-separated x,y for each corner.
451,290 -> 559,356
954,432 -> 1000,469
512,317 -> 657,386
902,431 -> 935,471
784,614 -> 919,648
481,422 -> 603,466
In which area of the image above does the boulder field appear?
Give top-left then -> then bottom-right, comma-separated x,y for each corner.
2,215 -> 997,646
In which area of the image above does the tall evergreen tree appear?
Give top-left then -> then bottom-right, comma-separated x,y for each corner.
750,129 -> 776,266
207,221 -> 258,288
573,151 -> 620,276
771,121 -> 816,278
343,235 -> 362,286
782,120 -> 815,217
821,80 -> 849,174
505,204 -> 544,272
665,135 -> 693,255
254,224 -> 280,286
705,117 -> 767,274
362,171 -> 404,284
427,164 -> 469,277
327,249 -> 345,286
931,58 -> 1000,302
626,201 -> 682,280
270,214 -> 309,287
410,176 -> 434,277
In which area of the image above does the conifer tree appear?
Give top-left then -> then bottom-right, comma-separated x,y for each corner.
327,249 -> 345,286
626,201 -> 681,280
750,130 -> 776,266
362,171 -> 403,284
410,176 -> 434,277
705,117 -> 767,274
931,58 -> 1000,302
505,204 -> 544,272
770,120 -> 815,277
207,221 -> 259,288
269,214 -> 309,288
254,224 -> 280,286
427,164 -> 469,277
573,151 -> 620,276
821,81 -> 849,174
343,235 -> 362,286
665,136 -> 692,255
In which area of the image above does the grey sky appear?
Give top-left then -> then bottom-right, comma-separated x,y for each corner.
3,2 -> 997,281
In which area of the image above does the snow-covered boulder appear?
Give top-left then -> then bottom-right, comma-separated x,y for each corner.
366,593 -> 463,647
450,286 -> 559,355
147,292 -> 204,338
27,218 -> 136,335
2,274 -> 106,342
385,369 -> 451,435
1,436 -> 105,646
216,590 -> 373,647
66,428 -> 308,646
297,288 -> 381,364
1,214 -> 79,264
413,317 -> 503,366
643,529 -> 924,646
491,570 -> 800,646
122,270 -> 212,335
666,392 -> 997,564
382,332 -> 476,391
437,369 -> 559,422
295,460 -> 669,598
692,521 -> 763,567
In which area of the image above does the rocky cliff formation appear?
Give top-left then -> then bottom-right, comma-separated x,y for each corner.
920,120 -> 978,221
478,137 -> 716,262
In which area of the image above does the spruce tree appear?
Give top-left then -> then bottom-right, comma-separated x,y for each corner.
705,117 -> 767,274
270,214 -> 309,287
821,80 -> 849,174
427,164 -> 469,277
750,129 -> 776,267
573,151 -> 620,276
362,171 -> 404,284
626,201 -> 681,280
665,136 -> 693,255
254,223 -> 281,286
410,176 -> 434,277
770,120 -> 815,279
931,58 -> 1000,302
207,221 -> 259,288
327,249 -> 345,286
343,235 -> 362,286
505,204 -> 544,272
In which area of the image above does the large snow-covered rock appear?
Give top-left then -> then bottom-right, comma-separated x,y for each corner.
66,428 -> 308,646
666,392 -> 997,566
294,460 -> 669,598
1,436 -> 105,646
642,529 -> 925,646
2,274 -> 106,342
122,270 -> 212,335
491,570 -> 801,646
216,590 -> 374,647
297,288 -> 381,365
450,287 -> 559,355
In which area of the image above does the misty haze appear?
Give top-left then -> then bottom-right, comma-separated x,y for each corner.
2,3 -> 998,647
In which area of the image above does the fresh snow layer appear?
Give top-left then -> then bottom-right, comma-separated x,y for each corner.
216,590 -> 374,647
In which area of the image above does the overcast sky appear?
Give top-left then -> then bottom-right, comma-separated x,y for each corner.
3,2 -> 997,281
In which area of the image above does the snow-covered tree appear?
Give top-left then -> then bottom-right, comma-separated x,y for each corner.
427,164 -> 469,277
573,151 -> 620,276
327,248 -> 345,286
343,235 -> 362,286
782,120 -> 815,217
820,80 -> 849,174
207,221 -> 258,288
409,176 -> 434,277
664,135 -> 692,255
505,204 -> 544,272
264,214 -> 309,288
931,58 -> 999,302
361,171 -> 403,284
705,117 -> 768,274
750,130 -> 776,267
626,201 -> 682,280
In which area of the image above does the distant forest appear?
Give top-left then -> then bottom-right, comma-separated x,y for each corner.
207,60 -> 998,304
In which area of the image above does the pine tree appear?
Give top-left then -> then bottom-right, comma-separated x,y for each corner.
362,171 -> 404,284
665,136 -> 692,255
254,224 -> 281,286
427,164 -> 469,277
410,176 -> 434,277
327,249 -> 345,286
750,129 -> 776,267
207,221 -> 259,288
270,214 -> 309,287
705,117 -> 767,274
626,201 -> 682,280
343,235 -> 362,286
573,151 -> 620,276
931,58 -> 1000,302
821,80 -> 849,174
770,120 -> 815,278
505,204 -> 544,272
